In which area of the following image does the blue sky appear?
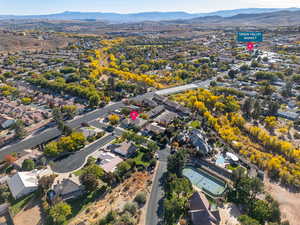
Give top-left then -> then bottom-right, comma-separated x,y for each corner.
0,0 -> 299,15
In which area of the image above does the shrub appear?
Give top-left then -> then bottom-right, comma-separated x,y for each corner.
123,202 -> 138,215
22,159 -> 35,171
134,192 -> 147,205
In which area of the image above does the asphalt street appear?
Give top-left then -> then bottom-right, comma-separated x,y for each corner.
51,133 -> 116,173
146,147 -> 170,225
155,79 -> 213,96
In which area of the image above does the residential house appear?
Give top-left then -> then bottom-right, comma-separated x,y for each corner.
146,105 -> 165,119
121,118 -> 148,129
277,111 -> 299,121
189,192 -> 220,225
145,122 -> 166,135
0,115 -> 15,129
190,129 -> 212,155
154,110 -> 178,126
7,170 -> 40,199
152,94 -> 190,117
142,98 -> 158,108
52,177 -> 84,201
110,142 -> 137,158
78,126 -> 99,138
97,152 -> 123,173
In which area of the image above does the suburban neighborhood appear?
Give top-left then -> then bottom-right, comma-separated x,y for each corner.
0,4 -> 300,225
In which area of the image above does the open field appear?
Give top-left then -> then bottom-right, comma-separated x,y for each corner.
14,200 -> 42,225
0,30 -> 74,53
69,172 -> 152,225
265,179 -> 300,225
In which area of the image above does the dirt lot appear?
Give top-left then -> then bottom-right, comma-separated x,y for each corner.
219,203 -> 241,225
69,172 -> 152,225
265,179 -> 300,225
13,200 -> 42,225
0,31 -> 74,53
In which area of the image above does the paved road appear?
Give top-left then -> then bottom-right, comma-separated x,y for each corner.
51,120 -> 125,173
146,147 -> 170,225
0,102 -> 124,160
155,79 -> 213,96
51,134 -> 116,173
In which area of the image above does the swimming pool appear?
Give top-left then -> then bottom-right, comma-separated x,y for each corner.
182,167 -> 226,197
216,154 -> 226,167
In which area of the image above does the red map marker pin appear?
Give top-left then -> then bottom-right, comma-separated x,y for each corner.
247,42 -> 254,51
130,111 -> 139,120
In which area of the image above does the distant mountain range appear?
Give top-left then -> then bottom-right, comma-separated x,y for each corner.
179,9 -> 300,26
0,8 -> 299,23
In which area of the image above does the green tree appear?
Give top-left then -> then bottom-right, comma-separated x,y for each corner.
21,97 -> 32,105
267,101 -> 280,116
80,173 -> 99,192
22,159 -> 35,171
0,184 -> 11,204
242,98 -> 253,117
44,142 -> 60,157
38,175 -> 56,194
70,132 -> 86,149
240,64 -> 250,71
14,120 -> 27,139
62,105 -> 77,119
167,177 -> 193,199
89,94 -> 101,107
252,100 -> 262,120
228,69 -> 237,79
119,211 -> 136,225
238,215 -> 260,225
167,151 -> 186,177
147,142 -> 159,152
261,84 -> 275,96
123,202 -> 138,215
262,56 -> 269,62
230,176 -> 263,207
52,107 -> 63,124
49,202 -> 72,224
249,200 -> 271,224
251,60 -> 259,68
281,81 -> 293,97
116,161 -> 131,178
164,194 -> 186,225
99,210 -> 118,225
83,164 -> 105,179
134,192 -> 147,205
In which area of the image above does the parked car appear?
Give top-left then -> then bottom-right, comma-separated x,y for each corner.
106,126 -> 114,132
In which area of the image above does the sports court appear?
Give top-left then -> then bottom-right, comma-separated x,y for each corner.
183,167 -> 226,196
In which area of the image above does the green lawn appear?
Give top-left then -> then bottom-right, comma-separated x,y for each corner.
190,120 -> 201,129
112,136 -> 125,144
10,192 -> 36,216
73,168 -> 85,177
226,164 -> 240,171
132,151 -> 150,167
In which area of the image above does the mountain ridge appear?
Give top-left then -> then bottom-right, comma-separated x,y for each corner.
0,8 -> 299,23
